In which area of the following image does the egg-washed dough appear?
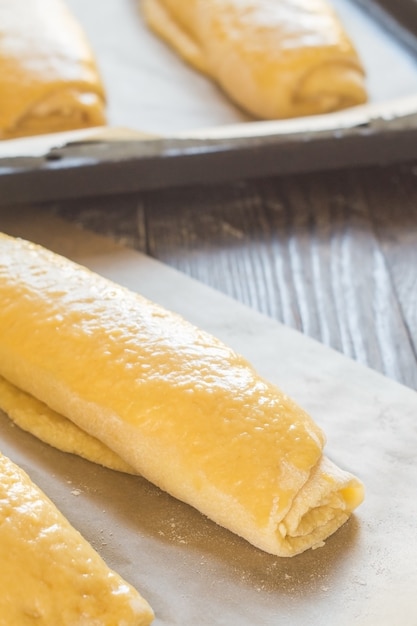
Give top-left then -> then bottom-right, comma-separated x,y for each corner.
142,0 -> 367,119
0,0 -> 106,140
0,233 -> 364,557
0,375 -> 136,474
0,450 -> 154,626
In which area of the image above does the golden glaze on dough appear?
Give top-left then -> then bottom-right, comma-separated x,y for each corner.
142,0 -> 367,119
0,375 -> 136,474
0,451 -> 154,625
0,233 -> 364,556
0,0 -> 106,139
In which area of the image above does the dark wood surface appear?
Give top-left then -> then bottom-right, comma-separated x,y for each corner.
48,159 -> 417,391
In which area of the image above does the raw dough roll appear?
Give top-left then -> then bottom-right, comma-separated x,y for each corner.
0,374 -> 136,474
0,450 -> 154,625
0,0 -> 106,139
142,0 -> 367,119
0,233 -> 364,557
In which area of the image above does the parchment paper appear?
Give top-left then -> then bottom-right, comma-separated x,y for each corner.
64,0 -> 417,135
0,207 -> 416,625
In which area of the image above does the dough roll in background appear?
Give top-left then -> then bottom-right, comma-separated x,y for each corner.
0,0 -> 106,140
0,233 -> 364,558
142,0 -> 368,120
0,450 -> 154,625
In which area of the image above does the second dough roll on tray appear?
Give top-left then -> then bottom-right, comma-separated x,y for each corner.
0,233 -> 364,557
142,0 -> 368,120
0,0 -> 106,140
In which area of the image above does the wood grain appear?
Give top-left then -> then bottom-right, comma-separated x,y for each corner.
52,160 -> 417,389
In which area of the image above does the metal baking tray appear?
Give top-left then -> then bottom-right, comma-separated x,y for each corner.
1,0 -> 417,205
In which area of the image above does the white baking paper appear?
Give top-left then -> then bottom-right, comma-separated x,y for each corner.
65,0 -> 417,134
0,207 -> 416,625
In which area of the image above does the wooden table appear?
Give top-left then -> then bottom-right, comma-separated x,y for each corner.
42,157 -> 417,391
